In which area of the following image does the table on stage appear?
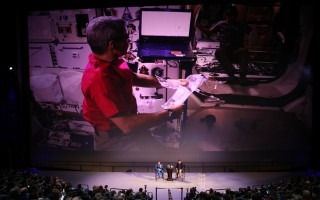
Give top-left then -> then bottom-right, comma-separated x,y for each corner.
166,164 -> 174,181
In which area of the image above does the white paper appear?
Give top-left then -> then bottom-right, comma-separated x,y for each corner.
157,74 -> 207,109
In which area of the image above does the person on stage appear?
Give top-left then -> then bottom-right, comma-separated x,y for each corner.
175,159 -> 184,178
155,161 -> 164,179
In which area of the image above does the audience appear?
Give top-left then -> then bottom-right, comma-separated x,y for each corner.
0,168 -> 319,200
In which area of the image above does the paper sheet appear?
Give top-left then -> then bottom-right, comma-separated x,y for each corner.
156,74 -> 207,109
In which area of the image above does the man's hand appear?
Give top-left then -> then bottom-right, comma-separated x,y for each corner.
165,79 -> 189,89
167,78 -> 189,86
167,104 -> 184,120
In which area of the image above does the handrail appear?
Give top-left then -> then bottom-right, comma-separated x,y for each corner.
31,160 -> 306,172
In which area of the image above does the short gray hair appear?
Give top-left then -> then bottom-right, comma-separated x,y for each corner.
86,16 -> 126,54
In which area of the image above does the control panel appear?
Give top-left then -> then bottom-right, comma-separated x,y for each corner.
50,9 -> 96,43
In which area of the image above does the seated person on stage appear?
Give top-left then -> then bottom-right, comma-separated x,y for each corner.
155,161 -> 164,178
175,159 -> 184,178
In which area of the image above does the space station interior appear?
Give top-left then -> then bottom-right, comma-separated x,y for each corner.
28,4 -> 312,153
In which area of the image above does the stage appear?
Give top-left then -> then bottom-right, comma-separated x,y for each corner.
37,170 -> 311,199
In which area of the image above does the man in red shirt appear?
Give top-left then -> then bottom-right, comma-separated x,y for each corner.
81,16 -> 188,151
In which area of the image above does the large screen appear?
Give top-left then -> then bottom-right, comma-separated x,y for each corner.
25,3 -> 314,170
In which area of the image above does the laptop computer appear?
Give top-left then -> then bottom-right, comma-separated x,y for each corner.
137,8 -> 196,62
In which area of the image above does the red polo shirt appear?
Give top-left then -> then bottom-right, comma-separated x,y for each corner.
81,54 -> 137,131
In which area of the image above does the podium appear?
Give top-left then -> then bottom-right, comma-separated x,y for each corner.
166,164 -> 174,181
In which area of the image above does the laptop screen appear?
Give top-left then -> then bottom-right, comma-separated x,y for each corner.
139,8 -> 193,41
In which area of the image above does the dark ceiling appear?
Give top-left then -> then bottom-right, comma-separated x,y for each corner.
13,0 -> 313,11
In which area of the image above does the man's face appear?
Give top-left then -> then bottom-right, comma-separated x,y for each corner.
113,31 -> 130,57
121,32 -> 130,52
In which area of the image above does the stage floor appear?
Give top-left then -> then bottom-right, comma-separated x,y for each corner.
37,170 -> 312,199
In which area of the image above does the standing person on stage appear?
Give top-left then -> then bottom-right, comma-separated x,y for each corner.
81,16 -> 188,151
155,161 -> 164,179
175,159 -> 184,178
